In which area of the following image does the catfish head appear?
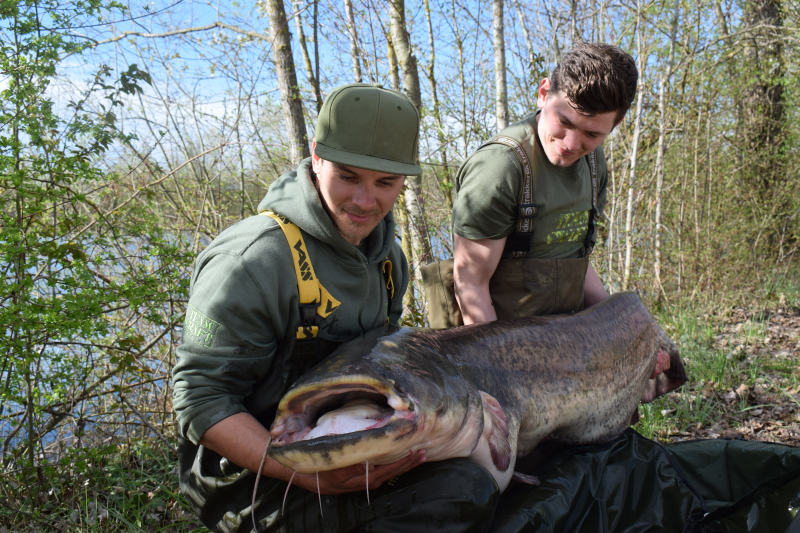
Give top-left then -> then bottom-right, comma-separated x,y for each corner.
268,328 -> 487,474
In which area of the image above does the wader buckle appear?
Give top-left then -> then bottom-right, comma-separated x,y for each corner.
518,203 -> 538,219
299,303 -> 318,326
582,207 -> 599,257
507,232 -> 534,253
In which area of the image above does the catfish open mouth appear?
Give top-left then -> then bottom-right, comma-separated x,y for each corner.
270,380 -> 416,447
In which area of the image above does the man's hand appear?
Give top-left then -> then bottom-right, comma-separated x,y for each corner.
650,349 -> 671,379
292,450 -> 426,495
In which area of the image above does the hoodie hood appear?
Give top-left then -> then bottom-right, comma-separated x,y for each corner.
258,158 -> 398,265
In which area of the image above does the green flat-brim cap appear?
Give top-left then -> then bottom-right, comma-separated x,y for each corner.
315,83 -> 423,176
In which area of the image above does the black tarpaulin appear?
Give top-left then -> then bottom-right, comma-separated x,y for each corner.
491,429 -> 800,533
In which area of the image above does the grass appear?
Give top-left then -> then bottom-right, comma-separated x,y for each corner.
634,274 -> 800,443
0,438 -> 205,532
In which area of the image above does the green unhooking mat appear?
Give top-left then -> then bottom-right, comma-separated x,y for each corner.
492,429 -> 800,533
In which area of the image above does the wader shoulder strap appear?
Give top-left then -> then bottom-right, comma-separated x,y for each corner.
479,135 -> 537,259
480,135 -> 600,259
259,211 -> 341,339
580,151 -> 599,258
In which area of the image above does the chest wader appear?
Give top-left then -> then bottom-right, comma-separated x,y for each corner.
484,130 -> 599,320
422,120 -> 599,327
178,211 -> 397,533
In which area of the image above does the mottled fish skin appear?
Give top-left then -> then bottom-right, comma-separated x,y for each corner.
268,292 -> 686,491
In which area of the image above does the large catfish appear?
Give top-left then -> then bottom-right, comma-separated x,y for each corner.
268,292 -> 686,491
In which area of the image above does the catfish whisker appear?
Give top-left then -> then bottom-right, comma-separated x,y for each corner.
365,461 -> 370,505
282,471 -> 296,515
316,472 -> 323,517
252,436 -> 272,533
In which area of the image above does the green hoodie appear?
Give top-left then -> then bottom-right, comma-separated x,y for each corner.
172,158 -> 409,445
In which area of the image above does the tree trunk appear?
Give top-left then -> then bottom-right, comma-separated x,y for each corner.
388,0 -> 421,109
386,32 -> 401,91
389,0 -> 430,322
386,29 -> 417,320
514,2 -> 537,81
492,0 -> 508,130
606,131 -> 618,290
266,0 -> 310,166
622,3 -> 645,291
451,0 -> 468,157
653,0 -> 679,302
344,0 -> 363,82
743,0 -> 783,194
570,0 -> 578,41
395,193 -> 418,322
423,0 -> 453,209
291,0 -> 323,112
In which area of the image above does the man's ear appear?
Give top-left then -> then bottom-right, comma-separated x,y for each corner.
537,78 -> 551,107
311,140 -> 323,174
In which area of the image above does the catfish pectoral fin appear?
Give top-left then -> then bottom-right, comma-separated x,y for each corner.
511,472 -> 539,485
640,338 -> 688,403
657,344 -> 688,396
479,391 -> 512,472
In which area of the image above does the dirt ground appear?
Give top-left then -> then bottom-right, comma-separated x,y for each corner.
663,305 -> 800,445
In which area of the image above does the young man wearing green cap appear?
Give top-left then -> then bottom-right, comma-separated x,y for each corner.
173,83 -> 499,533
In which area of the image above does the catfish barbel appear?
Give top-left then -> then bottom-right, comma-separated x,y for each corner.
267,292 -> 686,492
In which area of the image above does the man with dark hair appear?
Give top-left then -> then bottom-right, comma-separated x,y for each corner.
449,43 -> 638,325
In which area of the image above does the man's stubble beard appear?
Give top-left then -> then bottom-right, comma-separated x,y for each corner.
334,204 -> 382,242
317,188 -> 382,243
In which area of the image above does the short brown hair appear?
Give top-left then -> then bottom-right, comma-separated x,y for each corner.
549,42 -> 638,123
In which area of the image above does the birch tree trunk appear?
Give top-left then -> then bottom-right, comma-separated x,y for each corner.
386,28 -> 416,319
387,30 -> 416,319
570,0 -> 578,41
451,0 -> 468,157
492,0 -> 508,130
424,0 -> 452,209
389,0 -> 421,109
653,0 -> 679,302
389,0 -> 430,320
396,193 -> 418,321
266,0 -> 310,166
514,2 -> 536,80
622,3 -> 645,291
291,0 -> 323,112
606,131 -> 618,290
387,33 -> 401,91
344,0 -> 363,83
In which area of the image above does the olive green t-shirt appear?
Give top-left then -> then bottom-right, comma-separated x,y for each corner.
452,114 -> 608,259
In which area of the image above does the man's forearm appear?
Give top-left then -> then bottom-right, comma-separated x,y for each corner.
453,235 -> 506,325
199,412 -> 295,482
454,279 -> 498,325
